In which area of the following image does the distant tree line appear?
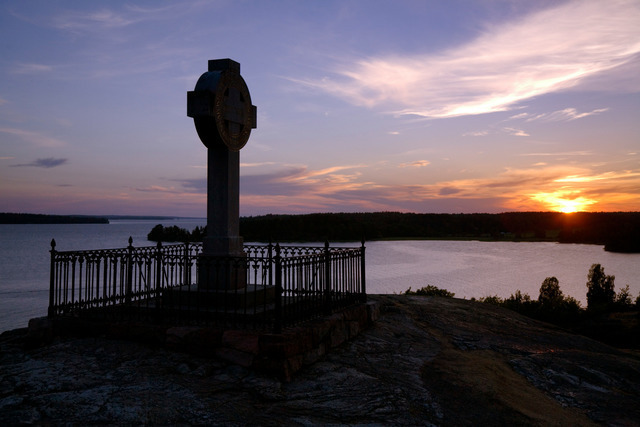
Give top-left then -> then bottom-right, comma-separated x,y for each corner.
0,213 -> 109,224
147,224 -> 205,243
241,212 -> 640,251
147,212 -> 640,252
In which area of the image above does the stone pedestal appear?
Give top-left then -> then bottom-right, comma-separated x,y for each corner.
197,254 -> 247,290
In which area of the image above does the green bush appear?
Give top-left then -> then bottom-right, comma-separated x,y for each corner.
478,295 -> 503,305
479,279 -> 583,325
614,285 -> 634,310
404,285 -> 455,298
503,290 -> 538,316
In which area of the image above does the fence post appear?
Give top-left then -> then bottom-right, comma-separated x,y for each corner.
183,242 -> 190,286
268,239 -> 273,288
324,240 -> 331,315
126,237 -> 133,305
48,239 -> 56,317
360,239 -> 367,302
274,243 -> 282,334
155,241 -> 163,301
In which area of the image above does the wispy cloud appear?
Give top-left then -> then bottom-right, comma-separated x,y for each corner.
240,162 -> 277,168
503,127 -> 529,137
463,130 -> 489,137
179,178 -> 207,194
52,3 -> 198,33
521,151 -> 593,157
12,157 -> 68,168
439,187 -> 462,196
514,108 -> 610,122
134,185 -> 180,193
241,164 -> 368,196
54,9 -> 138,31
463,127 -> 530,137
0,127 -> 67,147
399,160 -> 430,168
554,171 -> 640,183
298,0 -> 640,119
11,62 -> 54,74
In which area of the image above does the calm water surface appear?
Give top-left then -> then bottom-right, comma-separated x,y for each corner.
1,220 -> 638,333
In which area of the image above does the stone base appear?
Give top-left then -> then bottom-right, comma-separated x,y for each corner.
197,253 -> 247,290
163,284 -> 275,308
38,301 -> 379,382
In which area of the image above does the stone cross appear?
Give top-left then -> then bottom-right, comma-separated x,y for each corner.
187,58 -> 256,267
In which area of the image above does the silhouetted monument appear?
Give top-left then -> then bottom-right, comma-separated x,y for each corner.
46,59 -> 366,369
187,59 -> 257,289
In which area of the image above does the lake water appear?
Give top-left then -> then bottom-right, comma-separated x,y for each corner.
1,220 -> 638,333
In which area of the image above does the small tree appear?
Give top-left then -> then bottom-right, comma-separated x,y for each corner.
508,290 -> 532,304
503,290 -> 537,316
539,277 -> 563,308
614,285 -> 633,309
586,263 -> 615,310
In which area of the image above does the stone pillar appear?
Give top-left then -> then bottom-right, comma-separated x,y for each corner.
187,59 -> 256,290
204,143 -> 243,257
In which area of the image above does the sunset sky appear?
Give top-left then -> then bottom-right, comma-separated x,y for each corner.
1,0 -> 639,217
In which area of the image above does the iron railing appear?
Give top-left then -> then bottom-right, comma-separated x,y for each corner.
48,239 -> 366,332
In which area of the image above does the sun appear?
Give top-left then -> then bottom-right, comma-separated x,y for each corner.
531,191 -> 597,213
556,199 -> 585,213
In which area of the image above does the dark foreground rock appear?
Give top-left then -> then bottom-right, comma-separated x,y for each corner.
2,295 -> 639,425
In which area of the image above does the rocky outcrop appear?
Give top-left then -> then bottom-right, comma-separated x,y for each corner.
2,295 -> 639,425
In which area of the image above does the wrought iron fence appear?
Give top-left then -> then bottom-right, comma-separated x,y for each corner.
48,239 -> 366,332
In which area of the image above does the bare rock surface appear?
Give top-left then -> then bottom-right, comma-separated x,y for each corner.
2,295 -> 640,425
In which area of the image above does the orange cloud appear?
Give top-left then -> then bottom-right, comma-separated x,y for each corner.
399,160 -> 431,168
238,163 -> 640,214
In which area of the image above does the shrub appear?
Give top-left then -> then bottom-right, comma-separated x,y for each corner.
503,290 -> 538,316
479,295 -> 503,305
508,290 -> 532,304
480,281 -> 582,325
614,285 -> 633,310
404,285 -> 455,298
562,296 -> 582,313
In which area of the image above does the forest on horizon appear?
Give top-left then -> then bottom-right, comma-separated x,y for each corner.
149,211 -> 640,253
0,213 -> 109,224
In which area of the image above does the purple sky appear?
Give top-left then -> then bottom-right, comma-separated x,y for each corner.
1,0 -> 639,216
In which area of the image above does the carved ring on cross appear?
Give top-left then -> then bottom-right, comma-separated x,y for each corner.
187,59 -> 257,151
213,72 -> 254,151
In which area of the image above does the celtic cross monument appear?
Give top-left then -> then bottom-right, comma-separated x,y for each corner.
187,59 -> 257,289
